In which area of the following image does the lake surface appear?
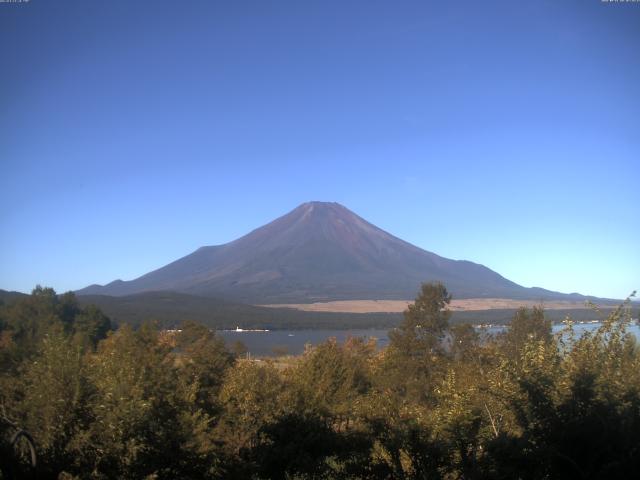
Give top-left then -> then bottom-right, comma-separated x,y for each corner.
218,322 -> 640,357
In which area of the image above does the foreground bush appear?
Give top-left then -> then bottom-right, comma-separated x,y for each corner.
0,285 -> 638,479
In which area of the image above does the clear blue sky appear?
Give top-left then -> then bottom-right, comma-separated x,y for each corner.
1,0 -> 638,300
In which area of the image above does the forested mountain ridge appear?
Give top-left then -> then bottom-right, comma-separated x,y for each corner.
2,288 -> 627,330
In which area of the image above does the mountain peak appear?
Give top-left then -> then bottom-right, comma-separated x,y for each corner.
293,201 -> 349,217
298,201 -> 342,208
77,202 -> 583,303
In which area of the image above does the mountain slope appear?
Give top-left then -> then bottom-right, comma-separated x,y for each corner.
77,202 -> 590,303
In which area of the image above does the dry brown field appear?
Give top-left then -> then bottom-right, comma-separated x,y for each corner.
261,298 -> 594,314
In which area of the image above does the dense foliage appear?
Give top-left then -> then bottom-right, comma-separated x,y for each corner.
1,284 -> 639,479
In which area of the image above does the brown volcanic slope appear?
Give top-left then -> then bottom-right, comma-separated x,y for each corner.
77,202 -> 594,303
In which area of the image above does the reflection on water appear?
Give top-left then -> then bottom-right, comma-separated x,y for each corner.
218,322 -> 640,357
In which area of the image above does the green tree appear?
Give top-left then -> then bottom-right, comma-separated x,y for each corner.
217,360 -> 286,456
482,297 -> 640,479
1,286 -> 63,363
84,323 -> 182,478
501,306 -> 552,362
72,303 -> 112,347
450,323 -> 480,362
382,282 -> 452,404
176,321 -> 234,415
9,327 -> 91,477
0,287 -> 112,372
292,337 -> 373,428
389,282 -> 452,356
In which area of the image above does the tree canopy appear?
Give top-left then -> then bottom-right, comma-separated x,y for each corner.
1,286 -> 638,479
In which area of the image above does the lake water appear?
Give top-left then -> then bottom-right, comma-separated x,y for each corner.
218,322 -> 640,357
